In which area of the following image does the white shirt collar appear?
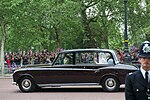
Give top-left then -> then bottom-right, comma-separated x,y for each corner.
140,67 -> 150,79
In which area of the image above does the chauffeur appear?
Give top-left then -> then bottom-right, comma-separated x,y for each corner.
125,41 -> 150,100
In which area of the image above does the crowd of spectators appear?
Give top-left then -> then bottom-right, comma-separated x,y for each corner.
4,48 -> 63,73
116,44 -> 139,63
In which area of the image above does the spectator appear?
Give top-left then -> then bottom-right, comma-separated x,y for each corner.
23,55 -> 28,65
34,56 -> 40,64
5,55 -> 12,73
14,55 -> 21,67
117,49 -> 123,62
130,52 -> 138,62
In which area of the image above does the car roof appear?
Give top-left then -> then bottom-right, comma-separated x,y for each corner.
60,49 -> 114,53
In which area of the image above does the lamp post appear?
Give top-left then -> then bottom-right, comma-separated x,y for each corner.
123,0 -> 130,63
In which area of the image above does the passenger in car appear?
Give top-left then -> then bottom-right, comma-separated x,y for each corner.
95,53 -> 107,64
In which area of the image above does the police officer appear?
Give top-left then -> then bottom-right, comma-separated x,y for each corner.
125,41 -> 150,100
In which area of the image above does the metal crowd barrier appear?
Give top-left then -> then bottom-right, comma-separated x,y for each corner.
0,64 -> 21,76
0,63 -> 51,76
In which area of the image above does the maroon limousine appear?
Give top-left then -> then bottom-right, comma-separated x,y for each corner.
12,49 -> 138,92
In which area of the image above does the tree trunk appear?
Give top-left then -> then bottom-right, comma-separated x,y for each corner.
0,17 -> 6,76
102,17 -> 109,49
54,27 -> 60,48
81,5 -> 96,48
101,19 -> 109,49
103,26 -> 109,49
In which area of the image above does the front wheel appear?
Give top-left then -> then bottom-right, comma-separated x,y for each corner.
18,76 -> 36,92
101,76 -> 120,92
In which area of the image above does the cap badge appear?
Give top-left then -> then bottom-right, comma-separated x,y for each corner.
142,43 -> 150,53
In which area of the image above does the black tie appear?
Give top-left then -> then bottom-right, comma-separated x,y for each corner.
145,71 -> 149,84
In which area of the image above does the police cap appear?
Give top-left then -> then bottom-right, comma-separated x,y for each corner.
138,41 -> 150,58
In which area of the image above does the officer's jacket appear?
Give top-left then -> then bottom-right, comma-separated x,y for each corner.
125,70 -> 149,100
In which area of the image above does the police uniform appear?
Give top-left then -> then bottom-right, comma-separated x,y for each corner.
125,41 -> 150,100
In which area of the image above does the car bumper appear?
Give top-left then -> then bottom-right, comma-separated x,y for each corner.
12,82 -> 17,85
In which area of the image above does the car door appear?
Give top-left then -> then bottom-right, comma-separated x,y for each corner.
69,51 -> 115,83
47,51 -> 97,83
68,51 -> 97,83
44,52 -> 76,83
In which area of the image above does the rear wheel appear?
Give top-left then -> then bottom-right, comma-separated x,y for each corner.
101,76 -> 120,92
18,76 -> 36,92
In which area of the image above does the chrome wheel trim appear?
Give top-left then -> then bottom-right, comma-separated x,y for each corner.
21,79 -> 32,90
105,78 -> 116,90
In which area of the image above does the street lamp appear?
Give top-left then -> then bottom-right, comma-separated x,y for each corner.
123,0 -> 130,63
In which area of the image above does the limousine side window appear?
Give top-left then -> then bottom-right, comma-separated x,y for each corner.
94,52 -> 114,65
53,53 -> 73,65
75,52 -> 95,64
63,53 -> 73,64
75,51 -> 114,65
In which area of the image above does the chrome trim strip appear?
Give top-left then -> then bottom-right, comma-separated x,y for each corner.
12,82 -> 17,85
17,67 -> 135,72
23,68 -> 97,71
37,83 -> 99,87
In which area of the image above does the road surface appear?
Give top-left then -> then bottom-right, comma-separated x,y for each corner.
0,78 -> 125,100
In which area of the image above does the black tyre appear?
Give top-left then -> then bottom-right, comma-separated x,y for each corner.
101,76 -> 120,92
18,76 -> 36,92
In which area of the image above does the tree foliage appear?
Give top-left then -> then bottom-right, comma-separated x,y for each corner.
0,0 -> 150,52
